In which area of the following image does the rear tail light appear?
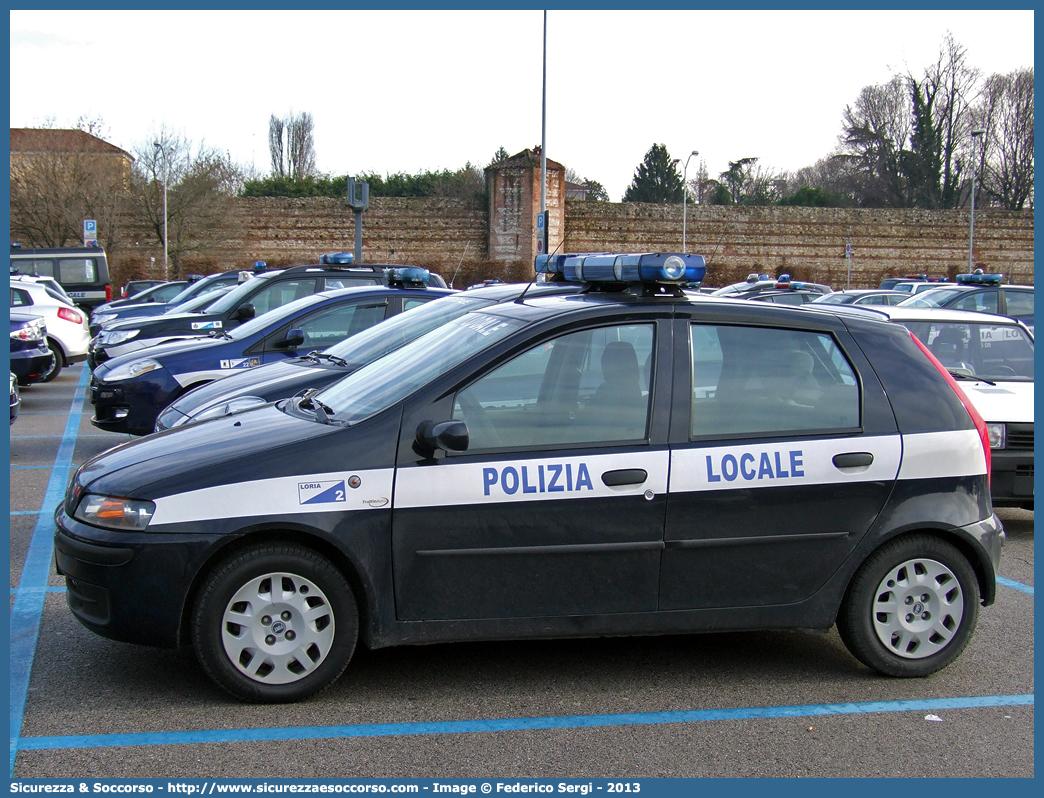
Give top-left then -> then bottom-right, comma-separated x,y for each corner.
909,331 -> 991,486
105,285 -> 112,301
57,306 -> 83,325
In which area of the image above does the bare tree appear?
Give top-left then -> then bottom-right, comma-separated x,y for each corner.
975,68 -> 1034,210
915,34 -> 980,208
287,112 -> 316,179
9,118 -> 131,252
268,115 -> 286,179
128,127 -> 244,275
268,111 -> 316,180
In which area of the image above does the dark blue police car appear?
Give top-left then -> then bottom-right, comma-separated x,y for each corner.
155,282 -> 581,433
91,275 -> 451,435
89,260 -> 397,367
56,252 -> 1003,702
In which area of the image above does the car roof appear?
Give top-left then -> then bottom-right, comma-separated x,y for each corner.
805,302 -> 1024,327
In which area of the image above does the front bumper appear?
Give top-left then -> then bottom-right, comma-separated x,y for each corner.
54,507 -> 223,648
90,370 -> 182,435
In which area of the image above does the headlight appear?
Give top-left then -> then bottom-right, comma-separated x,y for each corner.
986,422 -> 1006,450
92,313 -> 117,325
99,329 -> 140,346
192,395 -> 269,424
74,494 -> 155,531
102,358 -> 163,382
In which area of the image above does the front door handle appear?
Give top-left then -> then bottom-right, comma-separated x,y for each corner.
832,452 -> 874,469
601,468 -> 648,487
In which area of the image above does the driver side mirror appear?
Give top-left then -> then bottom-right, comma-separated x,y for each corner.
415,419 -> 469,456
233,303 -> 255,322
275,328 -> 305,350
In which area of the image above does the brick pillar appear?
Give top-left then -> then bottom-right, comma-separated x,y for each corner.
484,147 -> 564,265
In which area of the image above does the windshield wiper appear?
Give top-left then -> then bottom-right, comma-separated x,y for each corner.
948,369 -> 996,387
207,330 -> 234,340
297,388 -> 337,423
303,350 -> 349,367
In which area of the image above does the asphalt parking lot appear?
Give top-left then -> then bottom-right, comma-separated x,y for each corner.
9,363 -> 1034,778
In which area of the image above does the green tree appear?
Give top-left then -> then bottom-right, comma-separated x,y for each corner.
489,146 -> 510,165
623,144 -> 684,203
901,79 -> 943,208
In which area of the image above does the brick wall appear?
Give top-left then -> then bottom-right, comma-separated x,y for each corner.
112,197 -> 1034,291
564,202 -> 1035,288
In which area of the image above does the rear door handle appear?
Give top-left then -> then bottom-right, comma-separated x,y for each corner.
832,452 -> 874,469
601,468 -> 648,487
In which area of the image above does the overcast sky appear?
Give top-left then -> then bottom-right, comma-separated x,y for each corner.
9,9 -> 1035,202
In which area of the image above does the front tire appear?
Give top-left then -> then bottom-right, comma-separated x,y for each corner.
837,535 -> 980,677
191,543 -> 358,702
41,340 -> 63,382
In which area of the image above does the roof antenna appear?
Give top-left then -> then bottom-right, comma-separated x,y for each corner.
449,242 -> 469,288
515,235 -> 564,304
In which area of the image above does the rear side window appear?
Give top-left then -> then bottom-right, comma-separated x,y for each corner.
10,288 -> 32,307
1005,290 -> 1034,317
690,324 -> 860,438
950,290 -> 999,314
58,258 -> 97,284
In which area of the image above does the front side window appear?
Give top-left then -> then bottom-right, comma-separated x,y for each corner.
454,323 -> 655,450
292,302 -> 386,350
690,324 -> 860,438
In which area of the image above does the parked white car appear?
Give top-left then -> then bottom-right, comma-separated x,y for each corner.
815,304 -> 1034,511
9,276 -> 91,381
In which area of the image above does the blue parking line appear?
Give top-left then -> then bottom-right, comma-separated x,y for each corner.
10,466 -> 53,470
14,694 -> 1033,751
9,365 -> 90,777
9,511 -> 38,516
997,576 -> 1034,595
10,434 -> 115,439
9,587 -> 66,595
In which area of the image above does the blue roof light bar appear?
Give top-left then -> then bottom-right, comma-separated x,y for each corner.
535,252 -> 706,284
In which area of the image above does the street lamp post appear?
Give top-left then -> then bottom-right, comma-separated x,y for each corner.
154,142 -> 169,281
682,150 -> 699,253
969,128 -> 986,273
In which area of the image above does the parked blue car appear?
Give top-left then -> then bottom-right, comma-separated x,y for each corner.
90,280 -> 451,435
10,311 -> 55,386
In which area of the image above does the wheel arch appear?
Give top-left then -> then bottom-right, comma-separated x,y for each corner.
47,335 -> 68,365
177,526 -> 374,649
839,525 -> 997,619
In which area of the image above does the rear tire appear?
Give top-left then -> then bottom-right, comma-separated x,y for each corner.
837,535 -> 979,677
191,543 -> 358,702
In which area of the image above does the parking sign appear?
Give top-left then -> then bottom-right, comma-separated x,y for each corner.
83,219 -> 97,244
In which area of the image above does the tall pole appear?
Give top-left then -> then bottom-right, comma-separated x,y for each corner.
540,11 -> 547,227
155,142 -> 169,281
968,129 -> 985,273
682,150 -> 698,253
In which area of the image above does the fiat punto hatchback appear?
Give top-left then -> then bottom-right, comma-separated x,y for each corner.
55,253 -> 1003,702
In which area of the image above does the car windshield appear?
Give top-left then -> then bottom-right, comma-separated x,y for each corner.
166,286 -> 234,314
902,320 -> 1034,380
322,293 -> 497,366
198,275 -> 264,313
898,287 -> 967,307
310,311 -> 526,424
